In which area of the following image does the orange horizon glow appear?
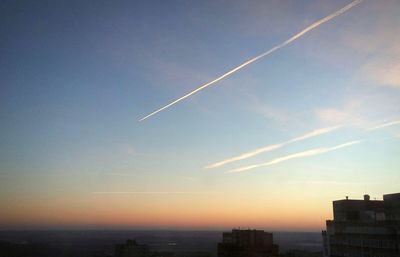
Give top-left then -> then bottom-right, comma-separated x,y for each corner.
1,194 -> 332,231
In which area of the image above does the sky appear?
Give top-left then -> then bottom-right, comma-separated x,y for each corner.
0,0 -> 399,231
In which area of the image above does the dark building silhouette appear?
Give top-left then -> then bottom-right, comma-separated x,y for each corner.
180,252 -> 212,257
115,240 -> 174,257
322,193 -> 400,257
283,250 -> 322,257
115,240 -> 150,257
218,229 -> 279,257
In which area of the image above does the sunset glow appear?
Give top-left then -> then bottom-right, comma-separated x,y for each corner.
1,0 -> 399,232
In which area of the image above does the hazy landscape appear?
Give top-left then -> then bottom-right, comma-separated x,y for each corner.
0,230 -> 322,257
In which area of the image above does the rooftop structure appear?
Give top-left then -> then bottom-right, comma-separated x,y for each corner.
322,193 -> 400,257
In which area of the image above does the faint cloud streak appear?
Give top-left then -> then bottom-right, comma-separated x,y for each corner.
92,191 -> 220,195
355,58 -> 400,89
367,120 -> 400,131
316,108 -> 351,124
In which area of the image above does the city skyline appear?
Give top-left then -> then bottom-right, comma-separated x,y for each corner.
1,0 -> 399,231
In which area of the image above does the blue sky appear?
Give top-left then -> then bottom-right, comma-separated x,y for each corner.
0,0 -> 399,230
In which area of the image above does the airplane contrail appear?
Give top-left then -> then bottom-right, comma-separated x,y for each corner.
92,191 -> 220,194
139,0 -> 363,121
228,140 -> 363,173
205,125 -> 342,169
367,119 -> 400,131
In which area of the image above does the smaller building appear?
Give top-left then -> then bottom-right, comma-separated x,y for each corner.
218,229 -> 279,257
115,240 -> 175,257
115,240 -> 150,257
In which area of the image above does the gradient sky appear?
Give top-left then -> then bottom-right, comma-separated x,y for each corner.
1,0 -> 399,231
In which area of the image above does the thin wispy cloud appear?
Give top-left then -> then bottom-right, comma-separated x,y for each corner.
357,58 -> 400,89
367,119 -> 400,131
205,125 -> 342,169
287,180 -> 370,186
228,140 -> 363,173
92,191 -> 219,194
139,0 -> 363,121
106,172 -> 135,176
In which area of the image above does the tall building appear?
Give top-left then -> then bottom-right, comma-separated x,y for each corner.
218,229 -> 279,257
322,193 -> 400,257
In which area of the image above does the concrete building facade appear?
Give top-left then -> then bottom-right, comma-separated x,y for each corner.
322,193 -> 400,257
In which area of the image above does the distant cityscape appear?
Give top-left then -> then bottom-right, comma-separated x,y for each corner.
114,192 -> 400,257
1,193 -> 399,257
